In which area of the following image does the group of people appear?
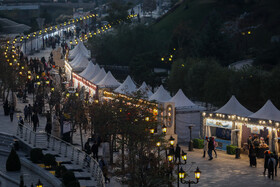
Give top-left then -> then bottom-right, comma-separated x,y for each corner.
84,138 -> 110,183
203,136 -> 218,160
248,135 -> 279,180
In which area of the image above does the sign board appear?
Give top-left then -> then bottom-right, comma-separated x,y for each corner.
206,119 -> 232,129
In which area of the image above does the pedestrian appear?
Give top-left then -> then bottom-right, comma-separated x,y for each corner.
45,121 -> 52,141
9,103 -> 14,122
175,144 -> 181,162
99,157 -> 110,183
203,137 -> 208,158
32,112 -> 39,132
264,150 -> 270,175
18,116 -> 24,135
3,99 -> 9,116
27,104 -> 32,122
208,137 -> 214,160
91,142 -> 98,160
268,154 -> 276,179
212,137 -> 218,158
84,140 -> 91,155
247,135 -> 252,149
249,145 -> 257,167
24,105 -> 28,122
272,152 -> 278,177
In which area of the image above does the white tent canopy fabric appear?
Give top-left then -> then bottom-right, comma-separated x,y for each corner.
114,75 -> 137,95
215,95 -> 253,117
97,71 -> 120,88
170,89 -> 196,108
69,52 -> 88,66
137,82 -> 153,98
249,100 -> 280,121
83,64 -> 100,81
71,54 -> 90,72
90,68 -> 106,84
79,61 -> 95,78
149,85 -> 171,102
69,42 -> 90,60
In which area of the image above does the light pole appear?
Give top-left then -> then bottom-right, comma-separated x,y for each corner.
178,166 -> 201,187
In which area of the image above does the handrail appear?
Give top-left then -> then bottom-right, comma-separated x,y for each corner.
16,125 -> 105,187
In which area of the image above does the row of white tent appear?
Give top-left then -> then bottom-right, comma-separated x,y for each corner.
215,95 -> 280,122
69,42 -> 202,109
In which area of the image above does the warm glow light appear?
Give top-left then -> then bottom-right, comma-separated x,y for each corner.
169,136 -> 175,146
182,151 -> 187,161
75,93 -> 79,97
195,167 -> 201,180
156,142 -> 161,147
179,167 -> 186,179
162,125 -> 167,134
149,128 -> 154,134
168,153 -> 173,162
145,117 -> 149,121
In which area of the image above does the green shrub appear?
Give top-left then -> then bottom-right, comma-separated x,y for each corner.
6,148 -> 21,171
43,154 -> 57,168
62,171 -> 78,186
193,139 -> 204,149
55,165 -> 67,178
30,148 -> 44,163
226,145 -> 237,155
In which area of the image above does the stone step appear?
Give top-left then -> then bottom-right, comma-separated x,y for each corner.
78,179 -> 97,187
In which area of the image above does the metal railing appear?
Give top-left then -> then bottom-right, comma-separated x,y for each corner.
16,125 -> 105,187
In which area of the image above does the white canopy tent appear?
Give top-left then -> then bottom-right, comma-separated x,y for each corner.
149,85 -> 171,102
170,89 -> 205,143
114,75 -> 137,95
70,53 -> 90,72
69,52 -> 88,66
68,42 -> 90,60
215,95 -> 253,117
137,82 -> 153,98
97,71 -> 120,88
80,63 -> 100,81
90,68 -> 106,84
79,61 -> 95,78
249,100 -> 280,121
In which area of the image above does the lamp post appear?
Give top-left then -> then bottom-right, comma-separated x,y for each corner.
178,167 -> 201,187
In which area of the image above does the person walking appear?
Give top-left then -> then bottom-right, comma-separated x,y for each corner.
264,150 -> 270,175
99,157 -> 110,183
27,104 -> 32,123
9,103 -> 14,122
175,144 -> 181,162
203,137 -> 209,158
3,99 -> 9,116
84,140 -> 91,155
32,112 -> 39,132
208,137 -> 214,160
24,105 -> 28,122
249,145 -> 257,167
268,154 -> 276,179
212,137 -> 218,158
45,121 -> 52,141
18,116 -> 24,135
91,142 -> 99,160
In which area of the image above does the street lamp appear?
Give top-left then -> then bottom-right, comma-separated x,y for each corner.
162,125 -> 167,134
149,128 -> 155,134
169,136 -> 175,146
36,179 -> 43,187
179,167 -> 201,187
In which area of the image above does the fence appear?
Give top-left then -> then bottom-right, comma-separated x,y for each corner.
16,125 -> 105,187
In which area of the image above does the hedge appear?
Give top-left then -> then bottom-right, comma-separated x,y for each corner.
6,148 -> 21,171
193,139 -> 204,149
30,148 -> 44,163
226,145 -> 237,155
